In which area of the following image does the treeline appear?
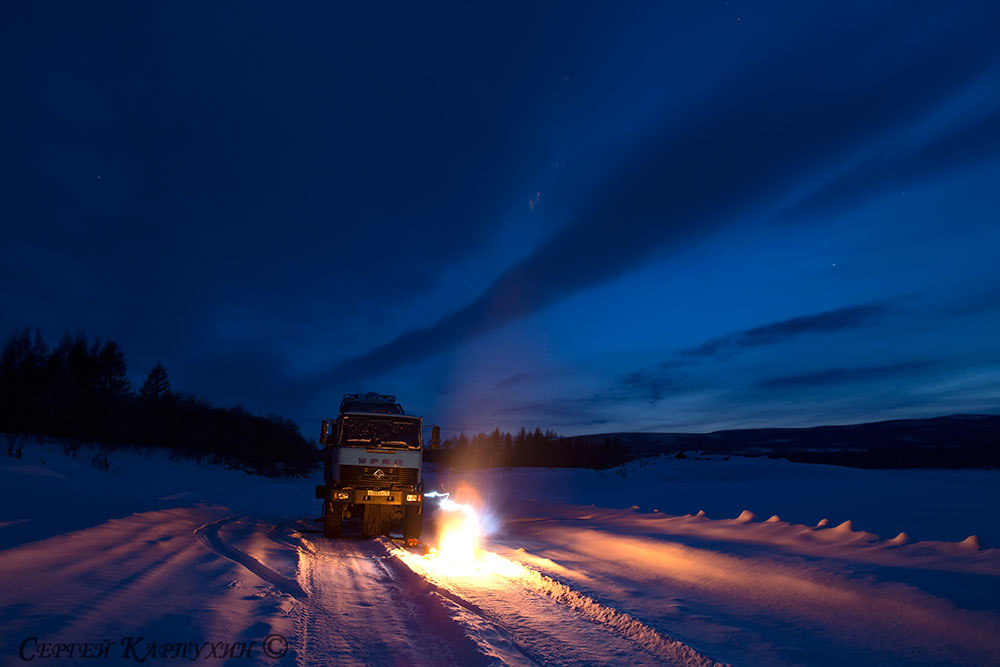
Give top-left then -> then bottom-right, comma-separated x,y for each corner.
0,328 -> 316,476
554,415 -> 1000,470
762,443 -> 1000,469
425,427 -> 636,470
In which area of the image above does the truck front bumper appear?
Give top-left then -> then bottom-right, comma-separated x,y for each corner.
319,486 -> 422,506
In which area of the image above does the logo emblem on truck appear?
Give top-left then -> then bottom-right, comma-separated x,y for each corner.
373,469 -> 385,479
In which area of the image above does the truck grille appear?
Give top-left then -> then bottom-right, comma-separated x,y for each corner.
338,465 -> 418,489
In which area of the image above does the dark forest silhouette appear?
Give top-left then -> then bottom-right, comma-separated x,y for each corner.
0,327 -> 315,476
425,416 -> 1000,471
3,328 -> 995,476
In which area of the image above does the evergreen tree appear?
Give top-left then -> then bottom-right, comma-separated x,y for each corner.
95,341 -> 131,397
139,363 -> 171,405
0,328 -> 49,431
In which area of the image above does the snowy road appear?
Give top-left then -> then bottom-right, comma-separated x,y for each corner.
267,518 -> 714,666
289,528 -> 476,666
180,509 -> 1000,665
1,446 -> 999,665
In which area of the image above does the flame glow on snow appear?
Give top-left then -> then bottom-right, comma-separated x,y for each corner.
417,491 -> 523,578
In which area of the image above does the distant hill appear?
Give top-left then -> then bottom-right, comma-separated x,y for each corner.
557,414 -> 1000,469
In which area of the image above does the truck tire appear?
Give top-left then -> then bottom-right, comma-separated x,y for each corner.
362,504 -> 391,538
403,505 -> 422,540
323,501 -> 343,538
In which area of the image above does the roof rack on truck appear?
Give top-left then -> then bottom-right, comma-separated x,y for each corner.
339,392 -> 405,415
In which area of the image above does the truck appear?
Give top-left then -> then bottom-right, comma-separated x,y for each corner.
314,392 -> 436,541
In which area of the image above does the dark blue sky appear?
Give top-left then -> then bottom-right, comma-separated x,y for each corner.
3,2 -> 999,436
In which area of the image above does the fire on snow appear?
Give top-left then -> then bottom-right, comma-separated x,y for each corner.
416,490 -> 522,578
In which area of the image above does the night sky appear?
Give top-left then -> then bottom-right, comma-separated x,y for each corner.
3,2 -> 999,436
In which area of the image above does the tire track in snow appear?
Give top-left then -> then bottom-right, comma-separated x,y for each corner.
265,523 -> 495,666
375,542 -> 543,666
0,507 -> 249,647
194,516 -> 307,599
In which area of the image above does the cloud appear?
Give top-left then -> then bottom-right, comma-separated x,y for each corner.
493,371 -> 539,391
757,361 -> 929,389
326,7 -> 1000,384
603,301 -> 893,405
679,302 -> 890,359
615,369 -> 693,405
781,67 -> 1000,221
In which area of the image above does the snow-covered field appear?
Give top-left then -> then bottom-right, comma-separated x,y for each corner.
1,441 -> 998,665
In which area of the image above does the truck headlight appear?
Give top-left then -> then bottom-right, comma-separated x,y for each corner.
405,494 -> 419,502
336,492 -> 350,501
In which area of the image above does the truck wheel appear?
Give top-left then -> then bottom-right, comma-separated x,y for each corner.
403,505 -> 422,540
323,501 -> 343,538
362,505 -> 391,538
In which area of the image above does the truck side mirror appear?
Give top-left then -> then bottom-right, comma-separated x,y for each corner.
320,419 -> 332,445
430,425 -> 441,450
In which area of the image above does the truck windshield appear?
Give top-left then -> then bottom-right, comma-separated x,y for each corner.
341,417 -> 420,449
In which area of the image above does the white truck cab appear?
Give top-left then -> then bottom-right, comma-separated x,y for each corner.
315,393 -> 433,540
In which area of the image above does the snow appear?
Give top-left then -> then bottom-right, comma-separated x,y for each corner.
429,458 -> 1000,665
431,455 -> 1000,545
395,542 -> 717,666
1,440 -> 998,665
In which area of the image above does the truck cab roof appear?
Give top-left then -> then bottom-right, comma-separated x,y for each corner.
339,392 -> 404,415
